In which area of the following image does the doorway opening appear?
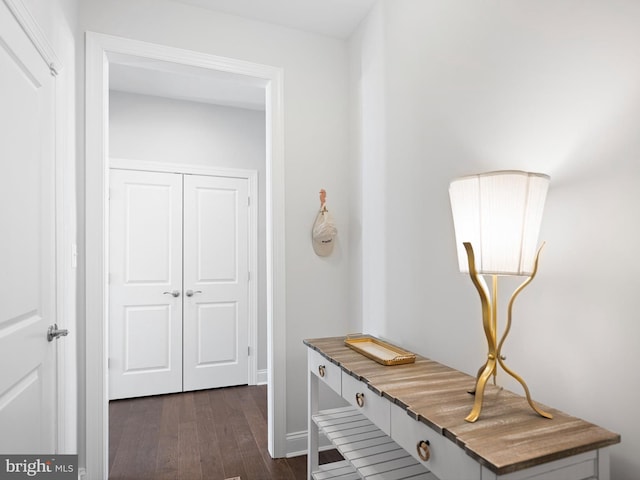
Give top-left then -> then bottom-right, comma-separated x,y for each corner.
108,165 -> 258,400
86,32 -> 286,477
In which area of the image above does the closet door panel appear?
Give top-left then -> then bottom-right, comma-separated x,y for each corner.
183,175 -> 249,391
109,169 -> 183,399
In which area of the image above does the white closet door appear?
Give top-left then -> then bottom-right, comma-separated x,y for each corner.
109,169 -> 183,400
182,175 -> 250,391
0,0 -> 57,453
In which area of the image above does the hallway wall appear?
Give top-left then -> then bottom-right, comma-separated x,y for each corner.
350,1 -> 640,478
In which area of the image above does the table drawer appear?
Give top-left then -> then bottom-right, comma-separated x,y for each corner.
484,450 -> 598,480
308,348 -> 341,395
391,403 -> 479,480
341,372 -> 391,435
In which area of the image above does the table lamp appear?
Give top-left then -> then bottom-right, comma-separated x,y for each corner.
449,170 -> 553,422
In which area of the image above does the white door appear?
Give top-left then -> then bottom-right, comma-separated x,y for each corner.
183,175 -> 250,391
109,170 -> 250,398
109,169 -> 183,400
0,0 -> 58,452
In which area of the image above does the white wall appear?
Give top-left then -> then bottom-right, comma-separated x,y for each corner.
79,0 -> 351,455
351,1 -> 640,478
348,1 -> 386,334
109,91 -> 268,371
21,0 -> 640,475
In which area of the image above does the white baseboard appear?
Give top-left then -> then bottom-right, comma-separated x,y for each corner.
257,369 -> 267,385
285,430 -> 333,458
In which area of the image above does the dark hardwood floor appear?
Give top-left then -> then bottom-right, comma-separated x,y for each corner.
109,385 -> 342,479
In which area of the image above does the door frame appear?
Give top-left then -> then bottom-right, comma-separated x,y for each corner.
109,158 -> 260,387
86,32 -> 286,478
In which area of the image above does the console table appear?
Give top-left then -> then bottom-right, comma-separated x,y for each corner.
305,336 -> 620,480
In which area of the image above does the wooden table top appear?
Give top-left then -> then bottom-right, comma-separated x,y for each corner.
304,335 -> 620,475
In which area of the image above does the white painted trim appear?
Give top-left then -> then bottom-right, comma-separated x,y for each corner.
109,158 -> 255,179
109,158 -> 259,386
55,55 -> 77,455
85,32 -> 287,478
246,171 -> 259,387
85,32 -> 109,480
1,0 -> 61,74
257,368 -> 268,385
598,447 -> 611,480
286,430 -> 332,458
265,63 -> 287,460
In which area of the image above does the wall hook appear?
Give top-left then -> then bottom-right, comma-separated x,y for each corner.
319,189 -> 328,213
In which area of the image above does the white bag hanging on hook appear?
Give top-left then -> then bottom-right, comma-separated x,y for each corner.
312,205 -> 337,256
312,189 -> 337,256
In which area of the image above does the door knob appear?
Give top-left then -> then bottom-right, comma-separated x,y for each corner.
185,290 -> 203,297
47,324 -> 69,342
163,290 -> 180,297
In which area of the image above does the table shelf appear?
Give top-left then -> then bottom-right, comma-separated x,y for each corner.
312,406 -> 438,480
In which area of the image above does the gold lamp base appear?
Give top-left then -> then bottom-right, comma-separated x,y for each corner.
463,242 -> 553,423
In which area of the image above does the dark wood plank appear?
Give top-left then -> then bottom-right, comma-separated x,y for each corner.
109,385 -> 342,479
228,388 -> 274,478
214,387 -> 252,479
154,394 -> 182,479
251,384 -> 268,421
109,397 -> 148,480
193,390 -> 226,479
235,386 -> 300,479
132,395 -> 163,480
108,399 -> 130,472
178,420 -> 202,479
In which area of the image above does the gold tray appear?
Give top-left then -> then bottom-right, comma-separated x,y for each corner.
345,336 -> 416,366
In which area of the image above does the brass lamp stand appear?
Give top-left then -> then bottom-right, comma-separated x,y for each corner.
463,241 -> 553,423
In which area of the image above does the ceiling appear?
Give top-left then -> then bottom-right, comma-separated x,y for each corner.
110,0 -> 375,110
172,0 -> 377,39
110,60 -> 267,111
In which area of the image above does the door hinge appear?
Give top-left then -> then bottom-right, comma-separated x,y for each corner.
248,346 -> 251,356
247,196 -> 251,206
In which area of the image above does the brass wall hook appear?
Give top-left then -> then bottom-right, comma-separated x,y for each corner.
319,189 -> 328,213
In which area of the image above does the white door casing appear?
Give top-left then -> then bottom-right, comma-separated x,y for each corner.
108,169 -> 183,400
183,174 -> 250,391
86,34 -> 286,477
0,0 -> 57,453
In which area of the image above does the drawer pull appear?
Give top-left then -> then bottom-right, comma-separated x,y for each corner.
355,392 -> 365,407
318,365 -> 326,378
417,440 -> 431,462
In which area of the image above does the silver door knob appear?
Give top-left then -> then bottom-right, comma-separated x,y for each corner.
185,290 -> 202,297
163,290 -> 180,297
47,324 -> 69,342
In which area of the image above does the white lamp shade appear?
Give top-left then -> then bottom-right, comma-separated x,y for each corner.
449,170 -> 550,276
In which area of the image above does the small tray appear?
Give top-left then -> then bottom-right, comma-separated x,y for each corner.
345,336 -> 416,366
